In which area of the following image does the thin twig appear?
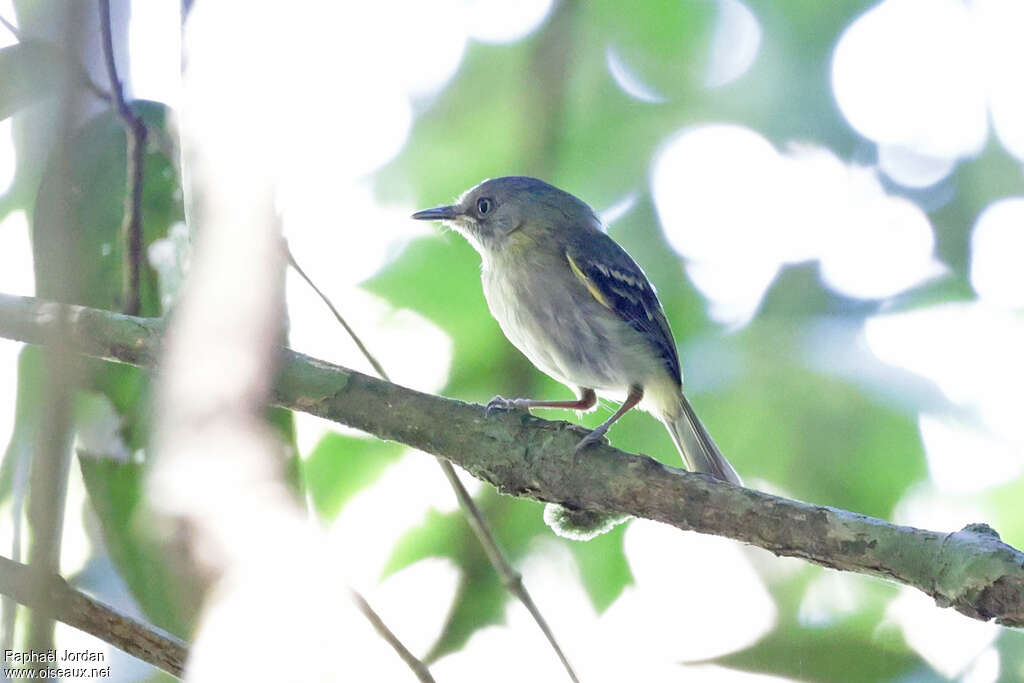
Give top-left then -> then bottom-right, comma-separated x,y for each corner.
0,553 -> 187,676
436,461 -> 580,680
285,245 -> 580,682
1,13 -> 19,38
350,590 -> 436,683
284,245 -> 389,380
98,0 -> 147,316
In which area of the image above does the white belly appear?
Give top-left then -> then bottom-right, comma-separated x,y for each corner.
480,260 -> 662,394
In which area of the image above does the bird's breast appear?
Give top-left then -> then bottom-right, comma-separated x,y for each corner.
480,258 -> 662,393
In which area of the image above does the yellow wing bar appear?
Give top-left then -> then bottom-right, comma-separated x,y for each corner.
565,251 -> 612,309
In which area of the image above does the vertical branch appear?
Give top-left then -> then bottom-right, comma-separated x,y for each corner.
24,322 -> 75,676
22,3 -> 91,678
2,353 -> 36,655
523,0 -> 577,179
286,247 -> 580,683
98,0 -> 147,316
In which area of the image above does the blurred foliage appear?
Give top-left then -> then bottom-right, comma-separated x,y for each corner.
368,0 -> 1020,677
0,0 -> 1021,680
0,41 -> 65,121
78,458 -> 193,636
382,490 -> 549,661
719,567 -> 918,681
305,433 -> 406,519
28,100 -> 193,637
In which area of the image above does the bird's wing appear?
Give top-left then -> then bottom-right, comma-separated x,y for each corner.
565,233 -> 681,384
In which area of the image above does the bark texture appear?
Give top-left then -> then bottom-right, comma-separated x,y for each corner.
1,292 -> 1022,628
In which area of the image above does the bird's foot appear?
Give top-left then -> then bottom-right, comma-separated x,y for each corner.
574,426 -> 608,455
486,395 -> 529,414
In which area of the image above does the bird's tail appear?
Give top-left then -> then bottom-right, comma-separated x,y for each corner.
661,393 -> 742,486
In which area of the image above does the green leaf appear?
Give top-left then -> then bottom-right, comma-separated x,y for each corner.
716,567 -> 925,681
32,100 -> 181,311
383,508 -> 466,579
0,41 -> 65,121
384,490 -> 549,662
989,477 -> 1024,552
304,432 -> 405,520
568,521 -> 633,612
78,457 -> 192,637
997,630 -> 1024,683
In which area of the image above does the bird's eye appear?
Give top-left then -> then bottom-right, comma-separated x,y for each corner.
477,197 -> 493,215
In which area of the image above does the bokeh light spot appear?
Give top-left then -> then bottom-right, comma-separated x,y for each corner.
705,0 -> 761,88
464,0 -> 554,44
918,413 -> 1024,495
606,46 -> 667,103
128,0 -> 181,107
652,125 -> 941,325
877,143 -> 956,188
832,0 -> 987,160
866,304 -> 1024,495
886,586 -> 998,679
970,197 -> 1024,309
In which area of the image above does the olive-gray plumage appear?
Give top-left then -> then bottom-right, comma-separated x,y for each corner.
413,176 -> 741,484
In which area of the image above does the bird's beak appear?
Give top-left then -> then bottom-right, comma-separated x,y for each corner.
411,205 -> 458,221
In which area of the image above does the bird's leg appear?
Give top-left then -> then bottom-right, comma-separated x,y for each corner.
575,386 -> 643,454
487,388 -> 596,413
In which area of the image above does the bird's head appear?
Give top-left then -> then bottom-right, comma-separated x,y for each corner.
412,176 -> 599,256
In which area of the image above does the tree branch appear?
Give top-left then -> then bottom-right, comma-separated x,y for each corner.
1,292 -> 1022,628
98,0 -> 147,316
0,553 -> 187,676
22,4 -> 91,672
349,590 -> 435,683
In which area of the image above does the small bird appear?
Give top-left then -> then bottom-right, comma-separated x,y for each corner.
412,176 -> 741,485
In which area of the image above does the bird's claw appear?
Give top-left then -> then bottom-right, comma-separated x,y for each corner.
574,428 -> 607,455
486,395 -> 525,413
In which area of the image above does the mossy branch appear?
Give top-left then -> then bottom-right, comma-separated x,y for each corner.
1,292 -> 1022,628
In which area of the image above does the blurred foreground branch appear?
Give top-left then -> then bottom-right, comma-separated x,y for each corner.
22,4 -> 88,673
0,292 -> 1022,629
145,1 -> 431,674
